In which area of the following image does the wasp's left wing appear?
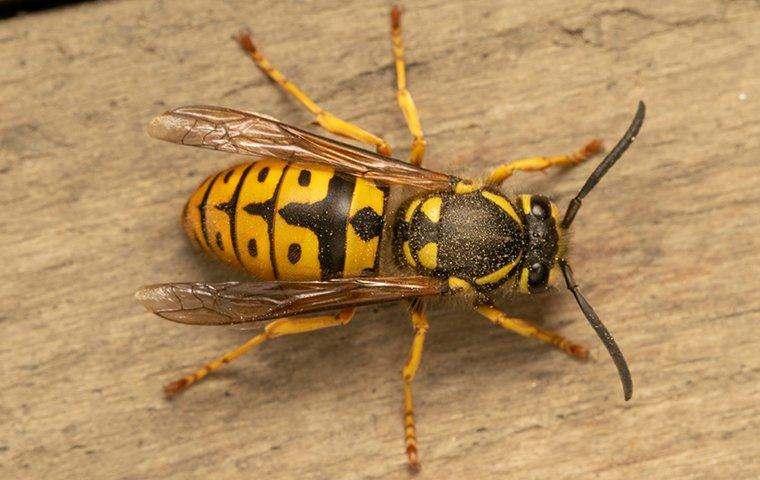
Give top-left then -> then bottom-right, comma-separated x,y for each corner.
136,276 -> 446,325
147,105 -> 457,190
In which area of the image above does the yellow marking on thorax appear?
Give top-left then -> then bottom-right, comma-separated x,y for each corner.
417,242 -> 438,270
420,196 -> 442,223
404,198 -> 422,222
447,276 -> 472,293
403,241 -> 417,267
273,165 -> 332,280
482,191 -> 522,227
235,160 -> 287,280
454,180 -> 477,194
474,253 -> 522,286
344,179 -> 385,276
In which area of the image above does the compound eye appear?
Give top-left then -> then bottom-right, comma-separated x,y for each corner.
531,199 -> 549,219
528,262 -> 548,286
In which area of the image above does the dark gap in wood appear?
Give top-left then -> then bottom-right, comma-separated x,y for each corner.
0,0 -> 102,20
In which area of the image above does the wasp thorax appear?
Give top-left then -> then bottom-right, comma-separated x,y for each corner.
393,189 -> 525,292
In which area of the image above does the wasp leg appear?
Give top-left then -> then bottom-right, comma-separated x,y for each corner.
475,305 -> 588,358
164,307 -> 356,396
235,31 -> 391,156
402,300 -> 429,470
486,139 -> 603,186
390,6 -> 426,166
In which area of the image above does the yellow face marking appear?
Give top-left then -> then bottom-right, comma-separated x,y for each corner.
344,179 -> 385,276
420,196 -> 442,223
454,180 -> 477,194
403,241 -> 417,267
520,194 -> 532,216
447,276 -> 472,293
417,242 -> 438,270
474,253 -> 522,286
550,201 -> 560,222
482,191 -> 522,226
404,198 -> 422,222
518,267 -> 530,293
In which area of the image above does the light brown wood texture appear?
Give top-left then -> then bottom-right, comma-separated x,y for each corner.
2,1 -> 758,479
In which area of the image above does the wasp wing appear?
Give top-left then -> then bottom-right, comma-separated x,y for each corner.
135,276 -> 446,325
147,105 -> 456,190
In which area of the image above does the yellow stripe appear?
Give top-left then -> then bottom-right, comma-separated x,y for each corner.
235,160 -> 287,280
475,253 -> 522,286
344,179 -> 385,276
273,165 -> 331,279
204,164 -> 247,267
482,191 -> 522,227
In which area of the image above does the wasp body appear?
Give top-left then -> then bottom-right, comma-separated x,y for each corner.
138,6 -> 644,469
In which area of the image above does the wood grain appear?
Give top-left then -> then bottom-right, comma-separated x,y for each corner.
1,1 -> 758,478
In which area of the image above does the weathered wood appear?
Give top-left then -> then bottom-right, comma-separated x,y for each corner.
1,1 -> 758,478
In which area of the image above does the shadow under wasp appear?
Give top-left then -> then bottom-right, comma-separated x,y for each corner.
136,5 -> 645,469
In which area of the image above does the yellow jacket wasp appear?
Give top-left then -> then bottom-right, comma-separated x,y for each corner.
136,6 -> 644,469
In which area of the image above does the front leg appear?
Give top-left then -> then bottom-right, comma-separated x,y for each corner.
486,139 -> 602,186
475,305 -> 588,358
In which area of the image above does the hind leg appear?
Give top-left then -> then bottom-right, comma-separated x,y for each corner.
164,307 -> 356,395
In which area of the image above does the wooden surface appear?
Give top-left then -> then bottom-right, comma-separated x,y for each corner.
2,1 -> 759,479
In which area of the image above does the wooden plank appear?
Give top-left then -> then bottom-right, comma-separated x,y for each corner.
1,1 -> 758,478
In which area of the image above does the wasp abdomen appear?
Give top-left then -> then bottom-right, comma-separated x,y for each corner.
184,160 -> 388,280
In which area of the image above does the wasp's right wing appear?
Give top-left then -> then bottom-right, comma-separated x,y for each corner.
147,105 -> 457,190
136,276 -> 446,326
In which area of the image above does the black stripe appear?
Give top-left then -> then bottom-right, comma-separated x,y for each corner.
241,163 -> 288,279
269,165 -> 288,279
373,185 -> 390,273
198,173 -> 222,251
217,164 -> 254,267
278,172 -> 356,279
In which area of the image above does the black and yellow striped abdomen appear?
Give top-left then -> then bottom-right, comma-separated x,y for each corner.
184,160 -> 388,280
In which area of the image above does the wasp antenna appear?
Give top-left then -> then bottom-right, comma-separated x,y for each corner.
559,259 -> 633,401
562,101 -> 646,229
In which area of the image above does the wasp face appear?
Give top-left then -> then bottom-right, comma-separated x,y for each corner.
516,194 -> 563,293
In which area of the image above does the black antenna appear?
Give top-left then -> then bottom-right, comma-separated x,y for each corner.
562,101 -> 646,229
559,259 -> 633,401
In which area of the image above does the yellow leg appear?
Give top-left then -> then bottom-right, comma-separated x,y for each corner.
486,139 -> 603,186
164,307 -> 355,396
236,31 -> 392,156
402,301 -> 429,470
391,6 -> 426,166
475,305 -> 588,358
